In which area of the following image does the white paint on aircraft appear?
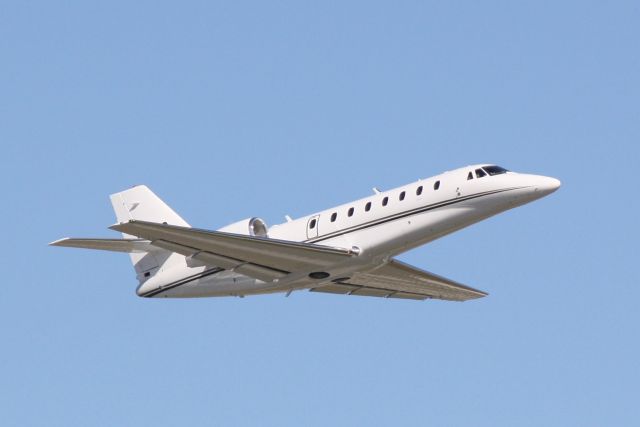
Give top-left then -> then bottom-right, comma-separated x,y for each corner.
50,164 -> 560,301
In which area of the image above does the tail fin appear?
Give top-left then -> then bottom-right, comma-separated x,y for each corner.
110,185 -> 189,228
110,185 -> 189,282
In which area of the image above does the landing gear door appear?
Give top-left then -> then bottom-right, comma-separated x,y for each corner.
307,215 -> 320,239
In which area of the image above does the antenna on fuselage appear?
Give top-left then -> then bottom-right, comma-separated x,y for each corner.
372,187 -> 381,194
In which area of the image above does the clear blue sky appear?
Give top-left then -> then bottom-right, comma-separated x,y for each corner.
2,1 -> 639,426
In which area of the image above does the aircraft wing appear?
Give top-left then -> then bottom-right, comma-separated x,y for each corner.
110,220 -> 356,282
50,238 -> 153,253
310,259 -> 487,301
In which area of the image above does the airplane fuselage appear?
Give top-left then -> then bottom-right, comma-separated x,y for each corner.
140,165 -> 560,298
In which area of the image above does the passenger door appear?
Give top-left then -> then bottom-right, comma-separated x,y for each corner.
306,215 -> 320,239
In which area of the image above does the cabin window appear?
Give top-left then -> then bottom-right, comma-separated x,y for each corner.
348,207 -> 354,217
399,191 -> 406,201
365,201 -> 372,212
331,212 -> 337,222
467,172 -> 473,180
475,168 -> 487,178
309,218 -> 316,229
434,181 -> 440,190
382,196 -> 389,206
416,186 -> 423,196
484,165 -> 509,176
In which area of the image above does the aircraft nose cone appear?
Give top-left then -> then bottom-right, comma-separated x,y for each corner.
537,176 -> 561,195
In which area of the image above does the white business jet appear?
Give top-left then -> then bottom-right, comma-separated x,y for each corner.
51,165 -> 560,301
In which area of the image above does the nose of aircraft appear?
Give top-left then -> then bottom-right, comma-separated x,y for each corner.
536,176 -> 561,196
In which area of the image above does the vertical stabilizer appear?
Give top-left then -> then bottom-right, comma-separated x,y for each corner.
110,185 -> 189,229
110,185 -> 189,282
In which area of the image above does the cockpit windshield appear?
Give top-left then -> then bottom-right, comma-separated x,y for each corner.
483,165 -> 509,176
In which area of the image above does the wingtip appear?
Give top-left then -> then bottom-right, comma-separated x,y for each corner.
473,290 -> 489,299
49,237 -> 70,246
458,288 -> 488,301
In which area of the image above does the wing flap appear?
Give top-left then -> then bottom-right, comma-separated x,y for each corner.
350,287 -> 391,298
310,283 -> 358,295
309,283 -> 427,300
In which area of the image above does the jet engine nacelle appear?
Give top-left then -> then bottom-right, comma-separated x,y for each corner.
217,217 -> 269,237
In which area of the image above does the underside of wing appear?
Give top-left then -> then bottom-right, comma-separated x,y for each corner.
110,220 -> 356,282
49,238 -> 153,253
310,259 -> 487,301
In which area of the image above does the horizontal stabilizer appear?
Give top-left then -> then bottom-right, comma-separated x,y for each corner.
49,238 -> 153,253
